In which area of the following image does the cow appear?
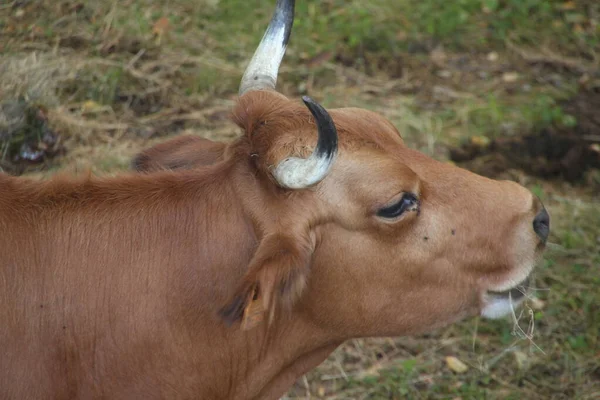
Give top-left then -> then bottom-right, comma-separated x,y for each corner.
0,0 -> 549,399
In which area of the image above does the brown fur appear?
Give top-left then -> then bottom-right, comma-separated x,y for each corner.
132,135 -> 226,172
0,90 -> 546,399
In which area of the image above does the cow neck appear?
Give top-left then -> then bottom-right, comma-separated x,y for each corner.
231,312 -> 341,400
224,157 -> 342,399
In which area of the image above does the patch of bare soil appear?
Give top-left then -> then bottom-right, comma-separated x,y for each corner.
449,88 -> 600,189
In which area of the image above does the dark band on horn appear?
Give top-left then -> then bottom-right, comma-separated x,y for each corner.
271,97 -> 339,189
302,96 -> 338,161
273,0 -> 294,47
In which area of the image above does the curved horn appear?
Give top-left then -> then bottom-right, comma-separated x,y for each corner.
273,96 -> 339,189
239,0 -> 295,95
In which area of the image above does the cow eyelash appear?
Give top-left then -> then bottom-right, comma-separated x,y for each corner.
377,193 -> 419,219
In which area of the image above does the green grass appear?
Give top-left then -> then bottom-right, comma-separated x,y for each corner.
1,0 -> 599,398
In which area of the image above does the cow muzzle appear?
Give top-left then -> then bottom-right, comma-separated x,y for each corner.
481,275 -> 532,319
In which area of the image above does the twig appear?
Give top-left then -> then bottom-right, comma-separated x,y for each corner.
506,39 -> 598,74
126,49 -> 146,69
50,109 -> 129,131
81,59 -> 171,87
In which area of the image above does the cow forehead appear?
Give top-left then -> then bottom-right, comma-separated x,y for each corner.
234,92 -> 404,157
329,107 -> 405,150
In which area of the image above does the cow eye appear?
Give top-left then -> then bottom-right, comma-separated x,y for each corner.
377,193 -> 419,219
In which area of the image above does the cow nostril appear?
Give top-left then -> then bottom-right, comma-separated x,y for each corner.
533,208 -> 550,243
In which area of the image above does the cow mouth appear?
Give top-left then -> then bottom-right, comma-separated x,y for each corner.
487,276 -> 531,300
481,275 -> 532,319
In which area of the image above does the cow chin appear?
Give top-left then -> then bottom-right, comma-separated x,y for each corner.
480,275 -> 532,319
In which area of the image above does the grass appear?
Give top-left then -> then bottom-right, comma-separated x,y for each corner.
1,0 -> 599,398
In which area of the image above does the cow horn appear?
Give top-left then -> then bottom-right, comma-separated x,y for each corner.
239,0 -> 295,95
273,96 -> 338,189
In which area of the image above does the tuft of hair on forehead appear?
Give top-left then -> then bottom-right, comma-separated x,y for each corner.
328,107 -> 404,152
230,90 -> 404,167
231,91 -> 308,138
231,91 -> 317,170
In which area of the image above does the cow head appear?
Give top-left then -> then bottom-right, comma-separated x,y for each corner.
133,0 -> 549,338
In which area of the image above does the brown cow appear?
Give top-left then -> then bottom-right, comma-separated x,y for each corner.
0,0 -> 549,399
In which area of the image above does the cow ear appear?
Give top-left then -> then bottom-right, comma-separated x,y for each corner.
219,233 -> 314,330
131,135 -> 225,172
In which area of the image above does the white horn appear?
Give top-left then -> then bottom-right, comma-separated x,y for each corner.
239,0 -> 295,95
273,96 -> 338,189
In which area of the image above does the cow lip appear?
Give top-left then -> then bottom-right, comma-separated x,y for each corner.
487,276 -> 531,300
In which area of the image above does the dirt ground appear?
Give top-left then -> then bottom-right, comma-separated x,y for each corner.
449,87 -> 600,186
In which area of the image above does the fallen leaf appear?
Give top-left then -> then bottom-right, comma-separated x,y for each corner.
430,46 -> 447,67
487,51 -> 499,62
502,72 -> 519,83
81,100 -> 102,113
317,386 -> 326,396
470,136 -> 491,147
153,17 -> 170,35
152,16 -> 170,44
446,356 -> 469,373
529,297 -> 545,310
356,362 -> 383,378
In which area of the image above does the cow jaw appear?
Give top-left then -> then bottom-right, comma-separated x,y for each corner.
481,292 -> 526,319
481,275 -> 531,319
